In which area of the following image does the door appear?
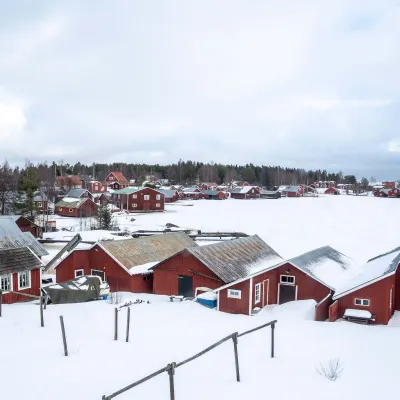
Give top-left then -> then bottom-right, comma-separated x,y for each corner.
278,284 -> 296,304
143,203 -> 150,210
178,276 -> 193,297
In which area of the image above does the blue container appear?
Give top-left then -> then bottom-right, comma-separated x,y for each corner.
102,295 -> 108,300
197,298 -> 217,308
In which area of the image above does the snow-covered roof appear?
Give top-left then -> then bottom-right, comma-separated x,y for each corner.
128,261 -> 158,275
288,246 -> 358,290
333,247 -> 400,299
283,186 -> 302,192
231,186 -> 256,194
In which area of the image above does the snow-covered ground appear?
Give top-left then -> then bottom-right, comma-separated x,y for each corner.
45,195 -> 400,262
1,296 -> 399,400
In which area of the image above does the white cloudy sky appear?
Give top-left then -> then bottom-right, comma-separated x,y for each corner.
0,0 -> 399,178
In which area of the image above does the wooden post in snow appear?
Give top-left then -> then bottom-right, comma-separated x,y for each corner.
114,308 -> 118,340
232,333 -> 240,382
126,307 -> 131,343
167,363 -> 176,400
59,316 -> 68,356
40,296 -> 44,327
271,322 -> 275,358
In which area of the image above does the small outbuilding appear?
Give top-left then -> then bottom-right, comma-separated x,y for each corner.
157,189 -> 180,203
282,186 -> 304,197
230,186 -> 260,199
201,190 -> 226,200
259,190 -> 281,199
325,187 -> 340,195
55,197 -> 98,218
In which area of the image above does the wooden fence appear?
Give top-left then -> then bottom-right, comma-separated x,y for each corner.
102,319 -> 277,400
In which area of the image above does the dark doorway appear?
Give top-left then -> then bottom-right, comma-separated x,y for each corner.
278,284 -> 296,304
91,269 -> 105,281
178,276 -> 193,297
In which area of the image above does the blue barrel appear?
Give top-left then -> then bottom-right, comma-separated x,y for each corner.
197,298 -> 217,308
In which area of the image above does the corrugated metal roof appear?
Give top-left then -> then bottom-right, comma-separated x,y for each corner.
231,186 -> 255,194
113,187 -> 142,195
283,186 -> 302,192
100,232 -> 198,270
0,218 -> 49,257
55,198 -> 92,209
0,247 -> 43,274
201,190 -> 220,196
187,235 -> 283,283
66,188 -> 90,198
157,189 -> 178,198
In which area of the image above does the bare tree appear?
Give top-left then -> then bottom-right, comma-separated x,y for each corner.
0,161 -> 14,215
317,358 -> 344,381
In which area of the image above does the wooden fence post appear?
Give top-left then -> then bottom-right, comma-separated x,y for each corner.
167,363 -> 176,400
114,308 -> 118,340
40,296 -> 44,327
271,322 -> 275,358
59,316 -> 68,356
232,333 -> 240,382
44,294 -> 48,310
0,290 -> 2,317
126,307 -> 131,343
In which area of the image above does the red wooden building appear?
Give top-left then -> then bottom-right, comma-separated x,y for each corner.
65,188 -> 93,199
105,172 -> 130,190
230,186 -> 260,199
201,190 -> 226,200
325,187 -> 340,195
0,216 -> 43,238
55,233 -> 197,293
330,247 -> 400,324
214,245 -> 354,321
182,187 -> 202,200
201,183 -> 218,190
55,198 -> 98,218
151,235 -> 283,298
112,187 -> 165,212
281,186 -> 304,197
157,189 -> 180,203
0,247 -> 43,304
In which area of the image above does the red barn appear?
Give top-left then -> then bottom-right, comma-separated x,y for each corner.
330,247 -> 400,325
0,247 -> 43,304
113,187 -> 165,212
55,198 -> 98,218
325,187 -> 340,195
215,246 -> 354,320
55,233 -> 197,293
230,186 -> 260,199
105,172 -> 130,190
282,186 -> 304,197
152,235 -> 283,297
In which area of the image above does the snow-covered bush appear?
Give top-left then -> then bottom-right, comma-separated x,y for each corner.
317,358 -> 344,381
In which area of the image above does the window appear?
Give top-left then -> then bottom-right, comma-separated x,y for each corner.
144,195 -> 150,200
255,283 -> 261,304
18,271 -> 31,290
156,203 -> 161,208
143,275 -> 151,281
280,275 -> 295,284
91,269 -> 105,281
132,194 -> 137,199
69,208 -> 73,212
75,269 -> 84,278
0,274 -> 12,292
132,203 -> 137,208
59,207 -> 63,211
228,289 -> 241,299
355,298 -> 370,306
156,194 -> 161,200
37,202 -> 42,207
109,176 -> 114,180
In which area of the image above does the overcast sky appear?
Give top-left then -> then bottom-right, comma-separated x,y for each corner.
0,1 -> 399,179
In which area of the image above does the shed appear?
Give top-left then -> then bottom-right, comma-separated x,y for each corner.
157,189 -> 180,203
259,190 -> 281,199
151,235 -> 283,297
325,187 -> 340,195
65,188 -> 93,199
0,215 -> 42,238
200,190 -> 226,200
230,186 -> 260,199
55,198 -> 98,218
281,186 -> 304,197
55,232 -> 198,293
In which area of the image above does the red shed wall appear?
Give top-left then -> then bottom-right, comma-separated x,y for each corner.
329,300 -> 339,322
153,251 -> 223,296
335,275 -> 396,324
126,188 -> 165,212
314,294 -> 332,321
396,267 -> 400,311
56,250 -> 91,282
218,280 -> 250,315
2,269 -> 41,304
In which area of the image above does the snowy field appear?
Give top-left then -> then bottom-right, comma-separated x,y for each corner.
1,295 -> 398,400
45,195 -> 400,263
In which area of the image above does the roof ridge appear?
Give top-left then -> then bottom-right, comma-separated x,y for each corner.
367,246 -> 400,263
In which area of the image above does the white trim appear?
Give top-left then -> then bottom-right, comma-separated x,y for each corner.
262,279 -> 269,306
0,273 -> 13,293
227,289 -> 242,299
278,283 -> 298,304
295,285 -> 298,300
75,269 -> 84,278
254,283 -> 261,304
354,298 -> 370,307
17,270 -> 32,290
248,278 -> 253,315
217,290 -> 220,311
332,271 -> 396,300
280,275 -> 295,284
316,292 -> 332,307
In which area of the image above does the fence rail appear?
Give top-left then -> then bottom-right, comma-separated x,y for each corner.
102,320 -> 277,400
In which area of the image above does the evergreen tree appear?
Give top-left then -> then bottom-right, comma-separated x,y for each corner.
13,165 -> 40,221
0,161 -> 14,215
96,203 -> 113,230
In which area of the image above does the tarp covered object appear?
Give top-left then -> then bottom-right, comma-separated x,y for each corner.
44,276 -> 102,304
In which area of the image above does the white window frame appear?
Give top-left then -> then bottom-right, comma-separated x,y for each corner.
156,194 -> 161,200
90,269 -> 105,281
254,283 -> 261,304
355,298 -> 370,307
156,203 -> 161,208
132,203 -> 137,208
18,270 -> 31,290
280,275 -> 295,285
75,269 -> 84,278
132,194 -> 137,199
227,289 -> 241,299
144,194 -> 150,200
59,207 -> 63,211
0,274 -> 13,292
69,208 -> 73,212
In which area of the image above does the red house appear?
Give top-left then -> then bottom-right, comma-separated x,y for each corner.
201,183 -> 218,190
55,233 -> 198,293
113,187 -> 165,212
55,198 -> 98,218
157,189 -> 180,203
330,247 -> 400,325
105,172 -> 130,190
152,235 -> 283,297
201,190 -> 226,200
0,247 -> 43,304
80,176 -> 107,193
230,186 -> 260,199
282,186 -> 304,197
325,187 -> 340,195
214,246 -> 354,321
182,187 -> 202,200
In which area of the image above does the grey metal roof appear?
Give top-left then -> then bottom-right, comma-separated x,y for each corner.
187,235 -> 283,283
157,189 -> 178,198
182,187 -> 198,192
55,198 -> 91,209
283,186 -> 302,192
0,247 -> 43,275
201,190 -> 220,196
66,188 -> 89,198
288,246 -> 354,289
0,218 -> 49,257
100,232 -> 198,270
